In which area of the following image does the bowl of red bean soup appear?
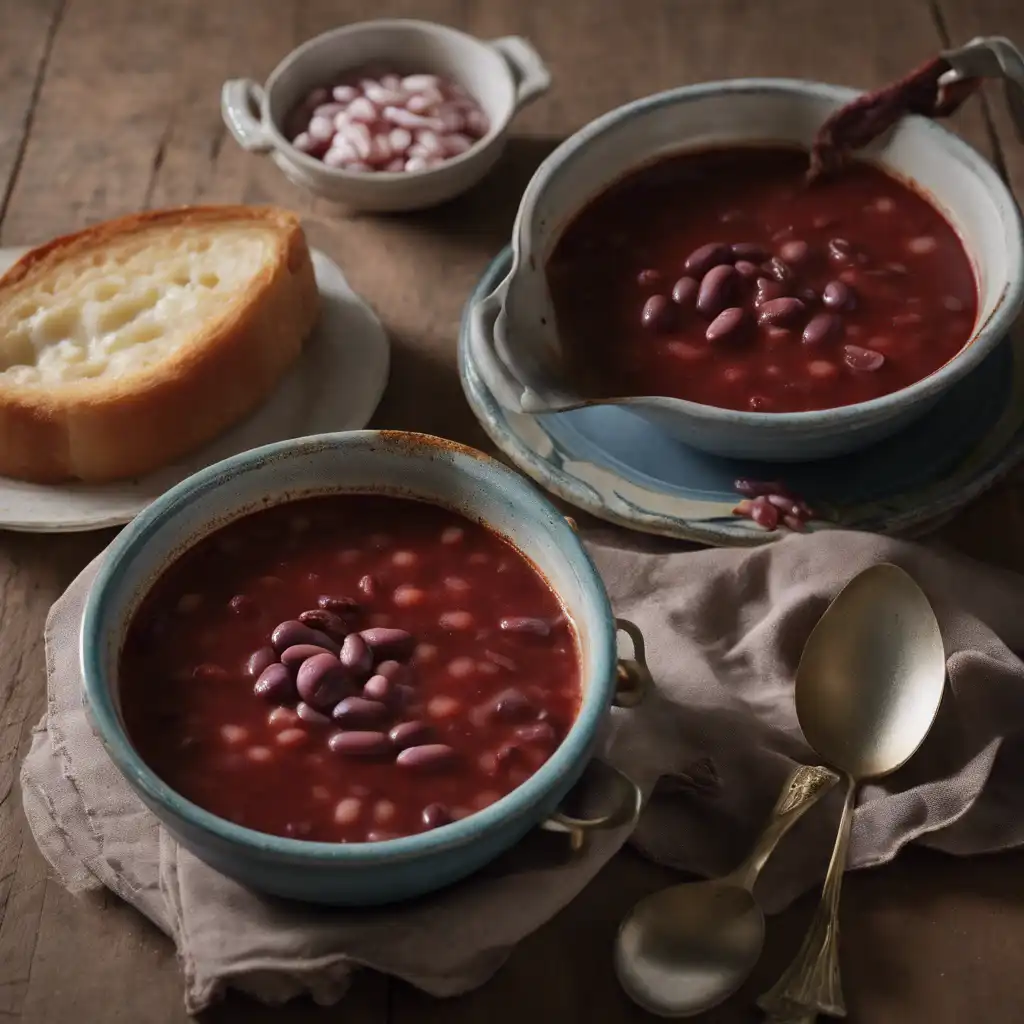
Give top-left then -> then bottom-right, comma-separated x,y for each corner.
81,431 -> 648,905
469,79 -> 1024,461
221,19 -> 550,212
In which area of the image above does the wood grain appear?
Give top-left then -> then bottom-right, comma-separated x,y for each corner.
0,0 -> 1022,1022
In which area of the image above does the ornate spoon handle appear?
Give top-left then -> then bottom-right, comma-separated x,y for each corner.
757,774 -> 856,1020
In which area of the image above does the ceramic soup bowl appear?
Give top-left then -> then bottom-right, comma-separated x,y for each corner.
468,79 -> 1024,462
221,19 -> 550,212
80,431 -> 647,906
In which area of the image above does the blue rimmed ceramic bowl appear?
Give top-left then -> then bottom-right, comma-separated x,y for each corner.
79,431 -> 646,906
469,78 -> 1024,461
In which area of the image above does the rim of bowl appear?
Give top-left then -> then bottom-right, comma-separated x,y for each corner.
262,18 -> 512,183
507,77 -> 1024,426
80,430 -> 617,864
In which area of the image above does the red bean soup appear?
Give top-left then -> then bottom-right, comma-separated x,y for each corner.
119,496 -> 581,843
547,145 -> 978,413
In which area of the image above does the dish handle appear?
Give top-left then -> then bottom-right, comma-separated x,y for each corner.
539,617 -> 651,851
221,79 -> 275,154
540,759 -> 644,852
488,37 -> 552,110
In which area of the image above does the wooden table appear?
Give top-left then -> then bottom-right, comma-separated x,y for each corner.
2,0 -> 1024,1020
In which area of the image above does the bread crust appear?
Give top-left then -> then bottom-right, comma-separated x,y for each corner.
0,205 -> 320,483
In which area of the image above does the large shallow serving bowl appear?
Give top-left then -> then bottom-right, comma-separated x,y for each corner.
468,79 -> 1024,462
80,431 -> 644,906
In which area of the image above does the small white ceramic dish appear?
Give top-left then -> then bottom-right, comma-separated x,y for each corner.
0,247 -> 390,532
469,79 -> 1024,462
221,19 -> 551,213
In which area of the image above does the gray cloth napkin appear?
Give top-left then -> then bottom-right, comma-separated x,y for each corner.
20,530 -> 1024,1014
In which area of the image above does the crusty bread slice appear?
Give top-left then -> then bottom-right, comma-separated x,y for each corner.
0,205 -> 319,483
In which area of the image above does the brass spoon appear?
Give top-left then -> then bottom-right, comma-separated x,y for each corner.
758,562 -> 946,1021
614,763 -> 838,1017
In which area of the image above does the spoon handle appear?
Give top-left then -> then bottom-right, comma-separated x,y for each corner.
734,764 -> 838,891
757,774 -> 856,1020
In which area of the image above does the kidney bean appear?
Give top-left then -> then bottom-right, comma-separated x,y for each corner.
246,645 -> 277,679
756,297 -> 805,327
641,294 -> 673,331
492,687 -> 535,722
637,268 -> 661,287
421,803 -> 452,829
296,701 -> 332,725
229,594 -> 260,619
514,721 -> 557,746
671,275 -> 699,308
439,610 -> 475,630
332,695 -> 389,728
755,279 -> 785,305
328,730 -> 392,757
362,674 -> 393,703
389,720 -> 433,749
296,653 -> 350,708
779,240 -> 809,264
765,256 -> 793,284
396,744 -> 457,771
339,632 -> 373,675
828,237 -> 854,263
822,280 -> 855,310
733,260 -> 761,279
482,649 -> 518,671
705,307 -> 750,345
271,620 -> 340,655
843,345 -> 886,371
359,627 -> 415,661
802,313 -> 842,346
730,242 -> 767,262
254,663 -> 295,703
427,695 -> 462,719
247,746 -> 274,764
908,236 -> 937,255
374,660 -> 410,684
298,608 -> 352,640
683,242 -> 730,277
280,643 -> 335,669
943,295 -> 965,312
220,723 -> 248,746
696,265 -> 738,318
276,727 -> 308,748
358,574 -> 377,598
499,616 -> 551,637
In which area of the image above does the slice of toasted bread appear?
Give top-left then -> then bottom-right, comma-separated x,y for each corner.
0,205 -> 319,483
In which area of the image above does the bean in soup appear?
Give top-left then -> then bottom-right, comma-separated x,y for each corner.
547,146 -> 978,413
119,497 -> 581,843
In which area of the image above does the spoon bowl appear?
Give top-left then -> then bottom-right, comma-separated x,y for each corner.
615,882 -> 763,1016
796,562 -> 947,780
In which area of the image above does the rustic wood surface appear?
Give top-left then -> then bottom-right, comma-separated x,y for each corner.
1,0 -> 1023,1020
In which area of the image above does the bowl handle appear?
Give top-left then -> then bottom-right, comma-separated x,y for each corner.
487,37 -> 552,110
941,36 -> 1024,141
614,618 -> 653,709
221,79 -> 274,154
467,283 -> 533,412
540,759 -> 643,852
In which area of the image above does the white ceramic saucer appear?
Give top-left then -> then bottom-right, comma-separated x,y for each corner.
0,247 -> 390,532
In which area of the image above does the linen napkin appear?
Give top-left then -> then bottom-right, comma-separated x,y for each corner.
20,530 -> 1024,1013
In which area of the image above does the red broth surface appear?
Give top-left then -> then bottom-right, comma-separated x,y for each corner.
120,496 -> 581,843
547,146 -> 978,413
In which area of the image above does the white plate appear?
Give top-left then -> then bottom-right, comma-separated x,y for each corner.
0,247 -> 390,532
